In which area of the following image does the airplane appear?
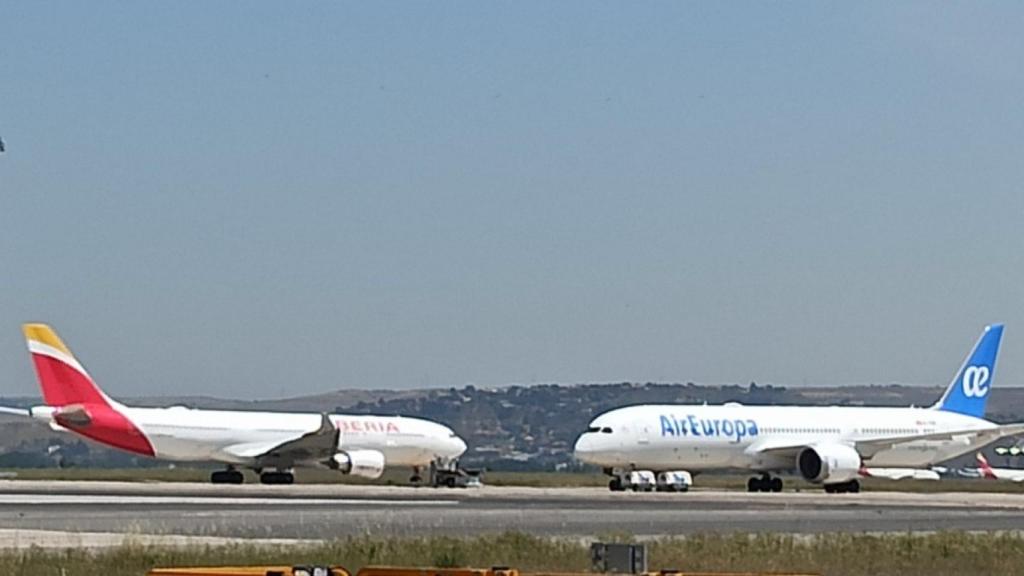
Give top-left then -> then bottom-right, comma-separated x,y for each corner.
574,324 -> 1024,494
975,452 -> 1024,482
0,323 -> 467,485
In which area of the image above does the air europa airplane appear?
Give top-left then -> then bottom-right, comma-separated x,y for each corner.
0,324 -> 467,485
574,324 -> 1024,494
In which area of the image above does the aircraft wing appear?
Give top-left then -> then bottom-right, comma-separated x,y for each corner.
222,413 -> 340,467
854,423 -> 1024,459
748,423 -> 1024,460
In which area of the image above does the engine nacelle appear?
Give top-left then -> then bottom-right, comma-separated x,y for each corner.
332,449 -> 386,479
797,443 -> 860,484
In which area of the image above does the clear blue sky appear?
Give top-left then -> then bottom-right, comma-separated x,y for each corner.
2,3 -> 1023,399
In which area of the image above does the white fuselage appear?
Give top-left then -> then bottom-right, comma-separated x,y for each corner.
35,405 -> 466,468
986,468 -> 1024,482
574,404 -> 995,472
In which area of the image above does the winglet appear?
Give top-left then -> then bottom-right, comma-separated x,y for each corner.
316,413 -> 337,435
0,406 -> 30,417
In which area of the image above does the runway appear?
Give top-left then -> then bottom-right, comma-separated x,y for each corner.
2,481 -> 1024,543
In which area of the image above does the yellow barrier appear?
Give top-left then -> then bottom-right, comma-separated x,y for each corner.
148,567 -> 349,576
524,569 -> 819,573
149,565 -> 818,576
359,568 -> 518,576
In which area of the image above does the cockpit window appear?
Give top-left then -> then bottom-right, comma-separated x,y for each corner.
601,427 -> 613,434
586,426 -> 601,433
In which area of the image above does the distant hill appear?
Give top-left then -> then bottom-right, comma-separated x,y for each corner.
3,382 -> 1024,470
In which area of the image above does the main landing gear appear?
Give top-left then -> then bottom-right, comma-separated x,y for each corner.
747,474 -> 783,493
824,479 -> 860,494
259,470 -> 295,485
211,467 -> 295,485
211,468 -> 244,484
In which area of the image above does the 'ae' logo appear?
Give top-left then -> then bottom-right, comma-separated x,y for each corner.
962,365 -> 991,398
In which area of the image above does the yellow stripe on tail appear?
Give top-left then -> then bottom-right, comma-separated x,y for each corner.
23,323 -> 74,357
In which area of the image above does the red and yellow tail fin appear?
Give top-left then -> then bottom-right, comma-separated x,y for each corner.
23,323 -> 154,456
23,323 -> 111,407
976,452 -> 997,479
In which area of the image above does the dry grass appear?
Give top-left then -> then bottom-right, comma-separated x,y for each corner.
2,532 -> 1024,576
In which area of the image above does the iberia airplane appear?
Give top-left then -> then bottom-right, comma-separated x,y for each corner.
975,452 -> 1024,482
0,324 -> 467,485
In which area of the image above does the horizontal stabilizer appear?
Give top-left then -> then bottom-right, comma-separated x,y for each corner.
0,406 -> 30,417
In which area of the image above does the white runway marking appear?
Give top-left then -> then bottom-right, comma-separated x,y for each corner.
0,529 -> 315,549
0,494 -> 458,506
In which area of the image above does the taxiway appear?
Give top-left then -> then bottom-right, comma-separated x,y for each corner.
1,481 -> 1022,543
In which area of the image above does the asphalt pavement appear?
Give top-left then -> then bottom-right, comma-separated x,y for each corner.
2,481 -> 1023,543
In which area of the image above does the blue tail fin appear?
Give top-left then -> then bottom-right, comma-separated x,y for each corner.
931,324 -> 1004,419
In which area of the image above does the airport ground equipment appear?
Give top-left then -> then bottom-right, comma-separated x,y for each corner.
656,471 -> 691,492
428,459 -> 484,488
608,470 -> 656,492
591,543 -> 647,574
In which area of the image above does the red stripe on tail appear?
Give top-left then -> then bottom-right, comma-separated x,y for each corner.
29,353 -> 154,457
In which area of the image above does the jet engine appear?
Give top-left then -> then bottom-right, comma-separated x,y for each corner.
332,449 -> 386,479
797,443 -> 860,483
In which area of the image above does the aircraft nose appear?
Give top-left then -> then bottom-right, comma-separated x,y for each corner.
446,434 -> 467,457
574,434 -> 598,463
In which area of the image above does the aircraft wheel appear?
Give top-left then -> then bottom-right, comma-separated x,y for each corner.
747,477 -> 761,492
609,477 -> 625,492
770,477 -> 783,492
212,470 -> 244,485
260,471 -> 294,485
824,480 -> 859,494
